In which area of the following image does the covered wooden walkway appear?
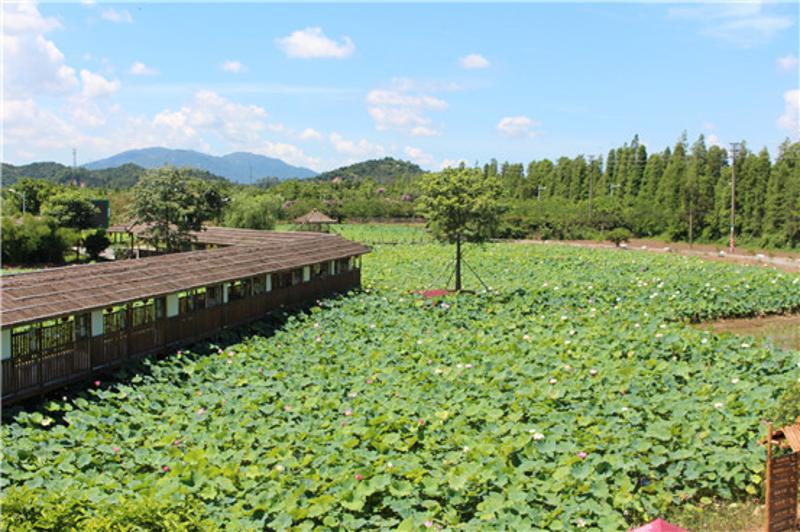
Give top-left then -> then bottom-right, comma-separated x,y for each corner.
1,230 -> 369,403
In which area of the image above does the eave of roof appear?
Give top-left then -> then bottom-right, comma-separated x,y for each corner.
1,231 -> 369,328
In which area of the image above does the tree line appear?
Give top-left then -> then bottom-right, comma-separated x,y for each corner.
490,134 -> 800,248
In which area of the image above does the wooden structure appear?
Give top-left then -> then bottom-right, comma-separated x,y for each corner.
763,420 -> 800,532
292,210 -> 338,233
293,210 -> 337,226
1,229 -> 368,404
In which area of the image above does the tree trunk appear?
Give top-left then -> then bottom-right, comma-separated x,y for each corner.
455,235 -> 462,291
688,209 -> 693,247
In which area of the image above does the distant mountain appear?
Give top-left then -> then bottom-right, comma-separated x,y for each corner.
2,161 -> 228,189
315,157 -> 424,184
85,147 -> 317,182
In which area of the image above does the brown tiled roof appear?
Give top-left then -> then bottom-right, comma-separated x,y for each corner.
293,210 -> 337,224
1,232 -> 369,328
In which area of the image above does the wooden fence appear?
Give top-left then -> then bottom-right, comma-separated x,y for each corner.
1,269 -> 360,404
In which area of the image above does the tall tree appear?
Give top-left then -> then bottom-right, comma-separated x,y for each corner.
132,166 -> 225,252
419,168 -> 503,290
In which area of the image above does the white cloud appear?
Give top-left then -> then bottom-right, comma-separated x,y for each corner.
221,60 -> 247,73
777,54 -> 799,72
411,126 -> 440,137
668,2 -> 792,47
153,90 -> 268,146
298,128 -> 322,141
703,121 -> 716,130
497,115 -> 542,138
276,27 -> 355,59
329,132 -> 384,158
80,69 -> 120,99
403,146 -> 435,167
100,8 -> 133,24
2,2 -> 78,98
777,89 -> 799,137
366,81 -> 448,135
253,141 -> 320,170
459,53 -> 490,69
707,134 -> 721,146
130,61 -> 158,76
2,98 -> 83,156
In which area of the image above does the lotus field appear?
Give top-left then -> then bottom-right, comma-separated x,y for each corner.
3,239 -> 800,530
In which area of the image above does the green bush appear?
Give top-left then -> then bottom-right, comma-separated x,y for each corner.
772,378 -> 800,427
223,194 -> 281,230
606,227 -> 634,246
1,215 -> 72,264
1,487 -> 212,531
84,229 -> 111,260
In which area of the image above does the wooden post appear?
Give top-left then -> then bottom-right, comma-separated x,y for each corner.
37,326 -> 43,390
765,422 -> 772,532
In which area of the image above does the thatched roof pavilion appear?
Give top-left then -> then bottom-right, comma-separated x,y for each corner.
293,210 -> 337,225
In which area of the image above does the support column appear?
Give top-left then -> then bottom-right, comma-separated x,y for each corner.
223,283 -> 230,303
303,266 -> 311,282
266,274 -> 272,292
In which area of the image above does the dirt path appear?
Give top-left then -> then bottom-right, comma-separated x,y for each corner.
511,238 -> 800,273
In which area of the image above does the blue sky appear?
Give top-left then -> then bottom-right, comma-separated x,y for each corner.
3,1 -> 798,171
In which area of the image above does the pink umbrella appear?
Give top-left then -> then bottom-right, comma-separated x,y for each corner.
629,518 -> 689,532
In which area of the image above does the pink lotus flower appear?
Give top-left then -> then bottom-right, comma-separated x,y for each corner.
424,521 -> 433,528
173,439 -> 182,446
418,419 -> 426,426
283,405 -> 292,412
162,465 -> 170,472
94,380 -> 101,387
366,379 -> 374,384
112,446 -> 120,453
577,451 -> 588,459
344,409 -> 353,416
355,474 -> 363,481
196,407 -> 206,415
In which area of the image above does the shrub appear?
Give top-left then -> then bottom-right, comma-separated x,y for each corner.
772,378 -> 800,427
606,227 -> 633,247
1,486 -> 212,531
84,229 -> 111,260
223,194 -> 281,230
1,215 -> 71,264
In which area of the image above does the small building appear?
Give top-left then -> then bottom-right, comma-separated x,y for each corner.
0,229 -> 369,404
293,210 -> 338,232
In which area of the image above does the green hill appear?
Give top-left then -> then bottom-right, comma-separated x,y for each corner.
2,162 -> 229,189
315,157 -> 424,184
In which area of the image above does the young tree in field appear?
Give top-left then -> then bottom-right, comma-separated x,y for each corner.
419,168 -> 503,291
132,167 -> 225,252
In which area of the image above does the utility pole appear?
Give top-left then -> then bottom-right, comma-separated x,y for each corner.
587,155 -> 596,221
729,142 -> 740,255
537,185 -> 546,201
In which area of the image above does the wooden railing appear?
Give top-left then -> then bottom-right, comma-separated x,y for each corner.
1,269 -> 361,404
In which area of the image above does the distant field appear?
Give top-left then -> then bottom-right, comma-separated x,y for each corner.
3,242 -> 799,529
